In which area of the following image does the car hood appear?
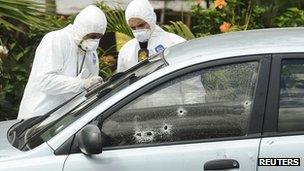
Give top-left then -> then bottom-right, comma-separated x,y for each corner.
0,120 -> 23,160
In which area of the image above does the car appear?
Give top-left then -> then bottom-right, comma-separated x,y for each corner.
1,27 -> 304,171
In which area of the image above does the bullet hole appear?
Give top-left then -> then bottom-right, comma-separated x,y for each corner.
243,100 -> 251,107
134,129 -> 155,143
177,107 -> 187,117
161,123 -> 172,134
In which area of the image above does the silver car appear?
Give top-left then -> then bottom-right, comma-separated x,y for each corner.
1,28 -> 304,171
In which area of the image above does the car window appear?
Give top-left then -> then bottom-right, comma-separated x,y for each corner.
101,61 -> 259,148
278,59 -> 304,132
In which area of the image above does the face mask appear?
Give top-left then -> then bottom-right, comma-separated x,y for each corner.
132,29 -> 152,43
80,39 -> 100,52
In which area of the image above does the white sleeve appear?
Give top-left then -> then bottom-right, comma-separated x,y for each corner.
35,33 -> 85,95
117,46 -> 127,73
170,33 -> 186,44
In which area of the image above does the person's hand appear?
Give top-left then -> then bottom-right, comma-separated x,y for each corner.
83,76 -> 103,90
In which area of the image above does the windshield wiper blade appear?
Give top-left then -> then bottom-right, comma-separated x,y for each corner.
14,91 -> 83,140
20,100 -> 87,151
10,116 -> 40,138
109,72 -> 125,82
97,87 -> 112,98
95,73 -> 138,99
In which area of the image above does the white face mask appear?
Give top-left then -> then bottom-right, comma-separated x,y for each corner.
132,29 -> 152,42
80,39 -> 100,52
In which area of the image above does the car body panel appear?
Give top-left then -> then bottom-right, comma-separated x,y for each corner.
64,139 -> 260,171
0,139 -> 66,171
0,120 -> 23,160
0,120 -> 66,171
258,136 -> 304,170
0,154 -> 66,171
165,27 -> 304,66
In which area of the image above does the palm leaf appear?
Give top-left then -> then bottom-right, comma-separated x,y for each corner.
163,21 -> 195,40
97,2 -> 133,38
0,17 -> 23,32
0,0 -> 52,32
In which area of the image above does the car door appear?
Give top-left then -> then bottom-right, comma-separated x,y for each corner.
258,54 -> 304,170
63,55 -> 270,171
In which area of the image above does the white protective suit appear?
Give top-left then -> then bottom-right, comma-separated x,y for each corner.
18,5 -> 107,119
117,0 -> 186,72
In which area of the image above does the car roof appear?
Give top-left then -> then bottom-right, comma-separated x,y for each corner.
164,27 -> 304,65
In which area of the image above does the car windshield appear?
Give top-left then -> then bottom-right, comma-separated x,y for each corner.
8,52 -> 167,151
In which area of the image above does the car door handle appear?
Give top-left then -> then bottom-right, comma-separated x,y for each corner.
204,159 -> 239,170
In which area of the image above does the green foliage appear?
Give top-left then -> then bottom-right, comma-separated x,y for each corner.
190,0 -> 268,36
96,2 -> 133,38
191,5 -> 223,36
97,45 -> 117,79
99,61 -> 114,79
0,0 -> 52,32
245,5 -> 267,29
275,8 -> 304,27
255,0 -> 304,27
202,62 -> 257,102
163,21 -> 195,40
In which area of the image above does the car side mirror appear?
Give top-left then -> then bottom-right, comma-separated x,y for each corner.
76,124 -> 103,155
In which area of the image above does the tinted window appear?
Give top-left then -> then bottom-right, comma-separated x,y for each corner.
279,59 -> 304,132
101,62 -> 259,147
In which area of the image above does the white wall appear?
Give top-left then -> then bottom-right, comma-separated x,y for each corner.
51,0 -> 206,15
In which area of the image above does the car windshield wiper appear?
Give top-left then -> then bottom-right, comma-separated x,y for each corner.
20,98 -> 87,150
20,86 -> 115,149
10,91 -> 84,140
18,73 -> 136,148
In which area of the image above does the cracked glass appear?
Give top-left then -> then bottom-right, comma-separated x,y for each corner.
102,61 -> 259,147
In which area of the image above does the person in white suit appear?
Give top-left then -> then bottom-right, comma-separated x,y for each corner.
117,0 -> 186,72
18,5 -> 107,119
